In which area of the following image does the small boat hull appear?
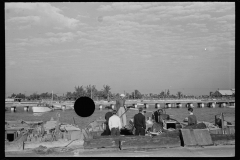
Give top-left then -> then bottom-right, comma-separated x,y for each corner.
32,107 -> 52,113
52,104 -> 62,110
24,139 -> 84,149
5,133 -> 27,152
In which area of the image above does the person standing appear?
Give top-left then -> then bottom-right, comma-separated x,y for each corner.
134,107 -> 146,136
187,107 -> 197,126
108,110 -> 122,136
116,94 -> 127,128
104,107 -> 113,135
152,109 -> 165,123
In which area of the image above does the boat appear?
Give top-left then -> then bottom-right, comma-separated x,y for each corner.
5,125 -> 28,151
52,103 -> 63,110
227,105 -> 235,108
32,106 -> 53,113
52,102 -> 74,110
24,139 -> 84,150
62,103 -> 74,110
5,116 -> 86,153
32,91 -> 55,113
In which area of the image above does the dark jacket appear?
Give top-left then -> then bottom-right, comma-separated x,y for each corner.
188,115 -> 197,125
152,111 -> 160,123
134,113 -> 146,129
105,112 -> 113,124
116,98 -> 125,112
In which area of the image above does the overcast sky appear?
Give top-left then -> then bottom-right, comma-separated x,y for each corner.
5,2 -> 235,97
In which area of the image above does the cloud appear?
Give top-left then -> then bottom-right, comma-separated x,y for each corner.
8,16 -> 40,23
18,25 -> 32,30
98,2 -> 142,11
98,4 -> 113,11
98,2 -> 162,12
214,15 -> 235,21
9,61 -> 16,66
187,23 -> 206,28
5,3 -> 80,29
76,31 -> 88,36
171,14 -> 211,21
76,14 -> 89,19
187,23 -> 208,32
227,41 -> 234,46
45,32 -> 76,39
14,32 -> 77,46
141,54 -> 152,58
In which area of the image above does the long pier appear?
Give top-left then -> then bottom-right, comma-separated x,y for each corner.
5,99 -> 235,112
96,99 -> 235,109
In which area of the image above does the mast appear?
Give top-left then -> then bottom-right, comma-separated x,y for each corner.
91,85 -> 92,99
52,90 -> 53,106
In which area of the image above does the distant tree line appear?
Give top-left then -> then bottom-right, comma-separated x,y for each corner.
7,86 -> 235,101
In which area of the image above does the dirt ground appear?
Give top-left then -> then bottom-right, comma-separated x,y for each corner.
5,145 -> 235,157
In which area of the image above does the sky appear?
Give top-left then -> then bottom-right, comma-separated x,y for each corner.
5,2 -> 235,97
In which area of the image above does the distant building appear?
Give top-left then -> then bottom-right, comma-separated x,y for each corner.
5,98 -> 22,102
212,89 -> 235,97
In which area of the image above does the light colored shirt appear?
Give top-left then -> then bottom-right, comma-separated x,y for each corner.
117,106 -> 127,128
109,115 -> 122,130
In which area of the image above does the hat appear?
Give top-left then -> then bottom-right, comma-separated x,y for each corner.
158,109 -> 163,113
138,107 -> 143,111
112,110 -> 117,114
120,94 -> 125,97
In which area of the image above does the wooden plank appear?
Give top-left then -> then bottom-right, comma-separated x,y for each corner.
181,129 -> 197,146
85,131 -> 181,150
210,134 -> 235,145
121,136 -> 181,150
120,134 -> 181,150
209,128 -> 222,134
193,129 -> 213,146
83,137 -> 120,149
210,134 -> 235,141
223,125 -> 235,135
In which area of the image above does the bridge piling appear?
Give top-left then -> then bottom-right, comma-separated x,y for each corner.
24,106 -> 30,112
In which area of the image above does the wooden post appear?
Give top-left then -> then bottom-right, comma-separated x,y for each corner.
73,117 -> 76,125
221,113 -> 225,134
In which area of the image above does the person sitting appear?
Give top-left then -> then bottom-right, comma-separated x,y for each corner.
134,107 -> 146,136
108,110 -> 121,136
187,107 -> 197,126
146,117 -> 154,132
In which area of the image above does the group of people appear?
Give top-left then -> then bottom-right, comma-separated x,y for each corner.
103,93 -> 198,136
104,94 -> 147,136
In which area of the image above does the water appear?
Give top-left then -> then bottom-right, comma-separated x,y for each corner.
5,105 -> 235,128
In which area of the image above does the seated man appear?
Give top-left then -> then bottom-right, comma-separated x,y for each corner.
187,107 -> 197,126
146,117 -> 154,132
108,110 -> 121,136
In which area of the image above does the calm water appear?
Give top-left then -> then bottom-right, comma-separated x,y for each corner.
5,104 -> 235,128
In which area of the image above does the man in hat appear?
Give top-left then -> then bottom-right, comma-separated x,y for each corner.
133,107 -> 146,136
116,94 -> 127,128
108,110 -> 122,136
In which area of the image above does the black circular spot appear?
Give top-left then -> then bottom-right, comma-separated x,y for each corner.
74,97 -> 95,117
